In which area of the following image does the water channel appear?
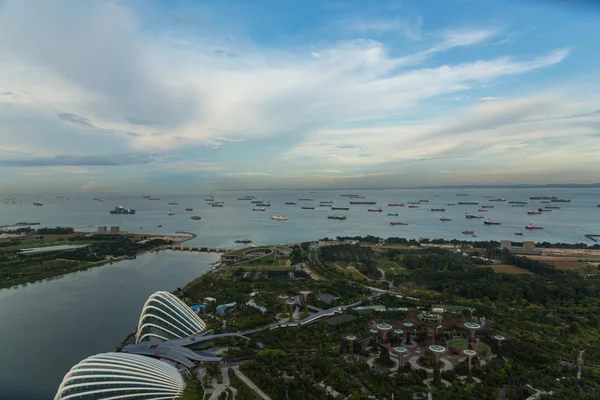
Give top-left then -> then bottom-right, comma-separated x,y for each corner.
0,250 -> 218,400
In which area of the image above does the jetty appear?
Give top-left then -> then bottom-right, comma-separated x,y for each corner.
165,245 -> 234,253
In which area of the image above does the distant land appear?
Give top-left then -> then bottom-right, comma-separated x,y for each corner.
223,183 -> 600,191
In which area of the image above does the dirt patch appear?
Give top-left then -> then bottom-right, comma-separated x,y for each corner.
485,264 -> 533,275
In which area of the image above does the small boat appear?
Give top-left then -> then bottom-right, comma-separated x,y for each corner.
272,214 -> 289,220
527,210 -> 542,215
33,201 -> 43,206
253,207 -> 266,211
285,202 -> 297,205
168,202 -> 178,205
368,208 -> 383,212
157,225 -> 162,227
235,239 -> 252,243
388,213 -> 399,216
185,208 -> 193,211
440,217 -> 452,221
484,219 -> 501,225
331,206 -> 349,210
463,230 -> 474,235
191,215 -> 201,220
168,210 -> 175,216
408,205 -> 419,209
431,208 -> 446,212
327,215 -> 347,220
205,196 -> 214,202
478,209 -> 488,212
472,234 -> 478,237
211,202 -> 224,207
515,232 -> 523,236
388,203 -> 405,207
525,224 -> 543,230
390,221 -> 408,226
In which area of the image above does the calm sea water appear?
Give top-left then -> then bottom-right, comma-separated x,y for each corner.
2,188 -> 599,245
1,188 -> 599,399
0,251 -> 217,400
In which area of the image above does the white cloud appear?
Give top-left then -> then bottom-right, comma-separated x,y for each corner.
81,180 -> 101,190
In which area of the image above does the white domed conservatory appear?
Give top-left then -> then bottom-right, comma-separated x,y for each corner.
54,352 -> 185,400
135,291 -> 206,344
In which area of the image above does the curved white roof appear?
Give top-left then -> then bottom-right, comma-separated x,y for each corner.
54,352 -> 185,400
135,291 -> 206,344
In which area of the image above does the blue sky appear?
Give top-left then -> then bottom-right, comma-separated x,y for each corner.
1,0 -> 599,193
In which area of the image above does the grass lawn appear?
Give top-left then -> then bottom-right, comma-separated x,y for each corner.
377,259 -> 403,273
484,264 -> 533,275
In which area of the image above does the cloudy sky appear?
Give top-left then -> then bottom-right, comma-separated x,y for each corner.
1,0 -> 599,193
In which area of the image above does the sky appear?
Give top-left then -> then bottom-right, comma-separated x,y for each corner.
1,0 -> 599,193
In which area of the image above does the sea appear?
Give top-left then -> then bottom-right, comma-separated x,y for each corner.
0,188 -> 599,399
2,188 -> 600,245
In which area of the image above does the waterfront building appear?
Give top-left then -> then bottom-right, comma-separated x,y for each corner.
54,352 -> 185,400
135,291 -> 207,344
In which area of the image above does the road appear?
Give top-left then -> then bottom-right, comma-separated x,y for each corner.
232,365 -> 272,400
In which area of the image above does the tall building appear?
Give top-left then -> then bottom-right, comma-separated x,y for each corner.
135,291 -> 207,343
54,352 -> 185,400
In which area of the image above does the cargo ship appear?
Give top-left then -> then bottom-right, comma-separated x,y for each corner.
431,208 -> 445,212
508,200 -> 527,205
341,194 -> 359,197
478,209 -> 488,212
148,196 -> 161,201
390,221 -> 408,226
238,196 -> 254,200
302,205 -> 315,210
465,213 -> 484,218
253,207 -> 266,211
185,208 -> 193,211
408,205 -> 419,208
551,199 -> 570,203
251,200 -> 263,203
527,210 -> 542,215
447,203 -> 456,206
462,230 -> 474,235
235,239 -> 252,244
205,196 -> 214,202
331,206 -> 349,210
191,215 -> 201,220
110,205 -> 135,215
530,196 -> 557,200
349,201 -> 376,205
319,204 -> 331,207
538,208 -> 550,212
407,201 -> 420,205
525,224 -> 543,230
168,202 -> 178,205
388,213 -> 399,216
458,201 -> 478,205
168,210 -> 175,215
489,198 -> 506,202
33,201 -> 43,206
211,202 -> 224,207
419,199 -> 429,203
456,194 -> 468,196
271,214 -> 289,220
515,232 -> 523,236
481,205 -> 494,208
298,198 -> 313,201
285,202 -> 297,205
387,203 -> 405,206
320,201 -> 333,204
327,215 -> 347,220
484,219 -> 501,225
256,202 -> 270,207
440,217 -> 452,221
368,208 -> 383,212
512,204 -> 526,207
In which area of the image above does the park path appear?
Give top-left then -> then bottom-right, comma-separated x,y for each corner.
232,366 -> 272,400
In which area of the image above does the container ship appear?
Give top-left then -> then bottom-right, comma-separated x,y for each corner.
551,199 -> 570,203
527,210 -> 542,215
327,215 -> 347,220
390,221 -> 408,226
238,196 -> 254,200
530,196 -> 557,200
109,205 -> 135,215
489,198 -> 506,202
331,206 -> 349,210
235,239 -> 252,244
508,200 -> 528,205
350,201 -> 376,205
271,214 -> 289,220
465,213 -> 484,218
440,217 -> 452,221
525,224 -> 543,229
484,219 -> 501,225
387,203 -> 404,206
458,201 -> 478,205
302,205 -> 315,210
191,215 -> 201,220
285,202 -> 297,205
253,207 -> 266,211
431,208 -> 445,212
368,208 -> 383,212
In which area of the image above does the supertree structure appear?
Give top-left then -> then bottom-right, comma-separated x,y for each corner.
418,312 -> 443,346
299,289 -> 311,315
429,345 -> 445,386
463,349 -> 477,382
393,346 -> 408,374
345,335 -> 357,360
494,334 -> 506,358
376,323 -> 393,365
403,322 -> 414,345
463,322 -> 481,350
286,298 -> 296,322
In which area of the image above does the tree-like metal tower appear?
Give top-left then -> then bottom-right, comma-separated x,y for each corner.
376,323 -> 393,365
418,313 -> 443,346
494,334 -> 505,358
299,289 -> 311,315
429,345 -> 446,386
463,349 -> 477,382
463,322 -> 481,350
403,322 -> 414,345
